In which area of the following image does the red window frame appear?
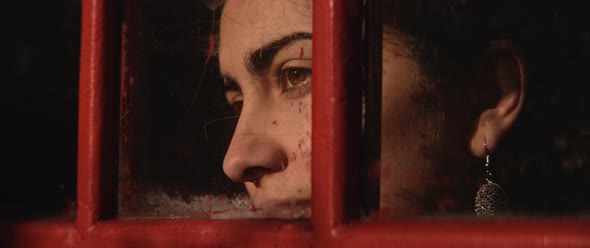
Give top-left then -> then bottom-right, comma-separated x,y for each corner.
4,0 -> 590,247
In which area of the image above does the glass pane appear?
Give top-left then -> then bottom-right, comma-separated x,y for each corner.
369,0 -> 590,219
119,0 -> 312,219
3,0 -> 79,221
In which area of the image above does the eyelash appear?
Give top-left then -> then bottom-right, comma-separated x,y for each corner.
224,66 -> 311,114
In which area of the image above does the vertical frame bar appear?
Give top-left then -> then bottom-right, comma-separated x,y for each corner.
77,0 -> 121,230
312,0 -> 364,240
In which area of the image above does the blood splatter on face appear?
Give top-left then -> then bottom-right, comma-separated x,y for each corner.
219,0 -> 312,219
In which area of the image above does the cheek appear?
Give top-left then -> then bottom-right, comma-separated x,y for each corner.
381,60 -> 423,157
296,135 -> 312,169
283,95 -> 311,130
284,96 -> 312,164
380,55 -> 439,214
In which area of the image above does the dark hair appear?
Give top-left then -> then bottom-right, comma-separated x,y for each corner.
383,0 -> 590,214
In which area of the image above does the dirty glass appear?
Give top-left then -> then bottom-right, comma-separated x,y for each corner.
367,0 -> 590,219
119,0 -> 312,219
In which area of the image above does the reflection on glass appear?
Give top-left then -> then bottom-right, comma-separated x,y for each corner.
375,0 -> 590,219
118,0 -> 246,219
119,0 -> 313,219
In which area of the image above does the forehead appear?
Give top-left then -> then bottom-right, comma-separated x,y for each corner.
219,0 -> 312,69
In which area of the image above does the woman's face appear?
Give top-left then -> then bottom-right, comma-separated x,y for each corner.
219,0 -> 313,218
219,0 -> 446,218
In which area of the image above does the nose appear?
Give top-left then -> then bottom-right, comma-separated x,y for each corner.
223,130 -> 287,184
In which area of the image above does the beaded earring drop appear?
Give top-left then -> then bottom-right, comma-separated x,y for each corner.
475,139 -> 508,216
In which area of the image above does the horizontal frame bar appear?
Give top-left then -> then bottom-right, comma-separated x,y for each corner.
6,218 -> 590,248
2,220 -> 310,248
333,219 -> 590,247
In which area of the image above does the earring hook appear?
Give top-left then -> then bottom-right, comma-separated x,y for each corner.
484,137 -> 492,182
475,136 -> 508,216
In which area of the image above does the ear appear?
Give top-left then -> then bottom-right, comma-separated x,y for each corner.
470,40 -> 527,157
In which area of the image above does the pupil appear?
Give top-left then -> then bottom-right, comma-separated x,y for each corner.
289,69 -> 304,85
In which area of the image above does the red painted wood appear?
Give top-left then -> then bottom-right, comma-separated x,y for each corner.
80,220 -> 310,248
3,220 -> 312,248
312,0 -> 364,240
4,218 -> 590,248
333,220 -> 590,247
1,221 -> 79,248
77,0 -> 105,230
77,0 -> 119,231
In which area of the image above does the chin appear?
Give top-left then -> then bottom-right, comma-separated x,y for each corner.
253,197 -> 312,219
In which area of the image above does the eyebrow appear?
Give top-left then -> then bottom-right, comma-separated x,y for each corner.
222,32 -> 312,91
246,32 -> 311,77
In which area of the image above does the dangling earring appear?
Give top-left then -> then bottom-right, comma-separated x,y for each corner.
475,138 -> 508,216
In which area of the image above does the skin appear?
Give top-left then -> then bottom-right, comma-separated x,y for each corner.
219,0 -> 313,218
219,0 -> 526,218
380,30 -> 441,216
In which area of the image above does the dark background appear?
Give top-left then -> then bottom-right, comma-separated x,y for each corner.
119,0 -> 244,217
3,0 -> 80,221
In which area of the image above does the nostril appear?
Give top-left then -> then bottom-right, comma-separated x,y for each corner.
242,167 -> 275,186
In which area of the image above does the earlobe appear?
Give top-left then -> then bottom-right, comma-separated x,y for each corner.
469,40 -> 526,157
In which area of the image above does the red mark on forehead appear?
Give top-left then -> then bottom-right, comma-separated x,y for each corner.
299,46 -> 304,60
272,120 -> 278,126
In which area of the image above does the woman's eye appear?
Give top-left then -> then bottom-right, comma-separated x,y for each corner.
280,67 -> 311,88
